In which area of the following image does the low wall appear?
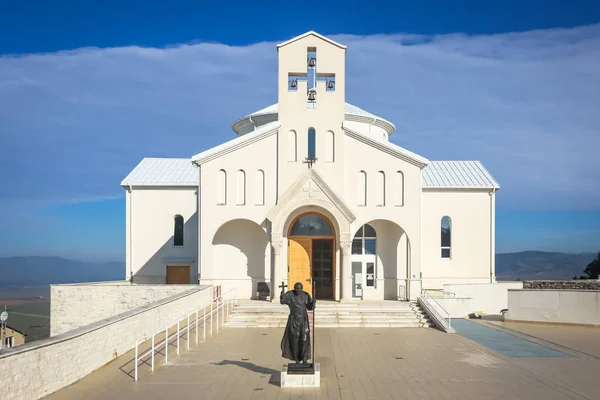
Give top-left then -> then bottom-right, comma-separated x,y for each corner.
0,285 -> 212,400
51,281 -> 204,335
430,282 -> 523,318
523,280 -> 600,290
506,289 -> 600,326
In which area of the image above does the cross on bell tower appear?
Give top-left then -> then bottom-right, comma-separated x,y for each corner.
287,47 -> 337,109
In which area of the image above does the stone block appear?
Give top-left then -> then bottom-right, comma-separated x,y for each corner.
280,363 -> 320,387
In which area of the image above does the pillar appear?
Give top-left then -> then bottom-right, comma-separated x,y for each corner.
340,235 -> 352,301
271,234 -> 283,302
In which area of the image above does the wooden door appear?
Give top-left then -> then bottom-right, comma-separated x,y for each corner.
166,265 -> 190,284
312,239 -> 334,299
288,238 -> 312,295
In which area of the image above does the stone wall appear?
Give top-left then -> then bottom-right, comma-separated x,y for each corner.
523,280 -> 600,290
0,285 -> 213,400
51,281 -> 204,335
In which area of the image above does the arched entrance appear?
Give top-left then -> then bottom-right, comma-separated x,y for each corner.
287,212 -> 336,300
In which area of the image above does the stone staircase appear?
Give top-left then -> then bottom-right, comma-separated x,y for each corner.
224,300 -> 434,328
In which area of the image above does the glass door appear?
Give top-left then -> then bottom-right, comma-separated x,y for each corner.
352,261 -> 363,298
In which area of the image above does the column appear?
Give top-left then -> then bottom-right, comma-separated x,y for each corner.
340,235 -> 352,301
271,235 -> 283,302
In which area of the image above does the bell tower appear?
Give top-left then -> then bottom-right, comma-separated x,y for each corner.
276,31 -> 347,193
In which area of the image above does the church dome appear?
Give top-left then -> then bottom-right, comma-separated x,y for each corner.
231,102 -> 396,139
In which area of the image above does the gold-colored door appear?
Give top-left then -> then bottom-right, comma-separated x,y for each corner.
288,238 -> 312,295
166,265 -> 190,284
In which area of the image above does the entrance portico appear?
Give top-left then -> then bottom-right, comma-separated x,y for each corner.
267,169 -> 355,302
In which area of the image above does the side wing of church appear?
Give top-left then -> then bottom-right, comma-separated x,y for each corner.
120,31 -> 500,301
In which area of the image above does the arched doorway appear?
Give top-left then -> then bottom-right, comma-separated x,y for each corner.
287,212 -> 335,300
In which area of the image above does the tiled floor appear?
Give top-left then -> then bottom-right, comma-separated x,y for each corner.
45,323 -> 600,400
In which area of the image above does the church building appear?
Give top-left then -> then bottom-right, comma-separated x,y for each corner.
121,31 -> 500,301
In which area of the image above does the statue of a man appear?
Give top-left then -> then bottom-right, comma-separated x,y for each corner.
280,282 -> 315,364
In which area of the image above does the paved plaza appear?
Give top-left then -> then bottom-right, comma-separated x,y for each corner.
47,321 -> 600,400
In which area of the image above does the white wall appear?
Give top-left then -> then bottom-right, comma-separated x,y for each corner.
199,133 -> 277,295
0,286 -> 212,400
506,289 -> 600,326
434,282 -> 523,318
51,282 -> 205,335
127,187 -> 198,283
344,134 -> 424,300
422,190 -> 495,289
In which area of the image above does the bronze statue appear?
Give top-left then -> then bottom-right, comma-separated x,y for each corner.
280,282 -> 315,364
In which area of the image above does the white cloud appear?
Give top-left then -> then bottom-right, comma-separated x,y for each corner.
1,25 -> 599,211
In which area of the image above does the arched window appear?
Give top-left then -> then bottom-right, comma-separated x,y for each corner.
217,169 -> 227,205
308,127 -> 316,159
289,214 -> 333,236
236,170 -> 246,205
325,130 -> 335,162
352,224 -> 377,291
288,130 -> 297,162
357,171 -> 367,206
396,171 -> 404,206
174,215 -> 184,246
376,171 -> 385,206
441,216 -> 451,258
255,169 -> 265,205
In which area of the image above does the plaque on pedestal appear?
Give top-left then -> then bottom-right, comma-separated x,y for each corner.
281,363 -> 320,387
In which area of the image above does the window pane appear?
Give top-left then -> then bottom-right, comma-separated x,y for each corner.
441,248 -> 451,258
174,215 -> 184,246
308,128 -> 316,159
366,262 -> 374,274
441,216 -> 451,247
352,239 -> 362,255
364,239 -> 376,255
363,224 -> 376,237
290,214 -> 333,236
353,226 -> 363,238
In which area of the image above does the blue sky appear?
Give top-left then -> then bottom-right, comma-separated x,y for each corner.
1,1 -> 599,261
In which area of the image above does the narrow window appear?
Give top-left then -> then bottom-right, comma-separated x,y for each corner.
441,216 -> 452,259
236,170 -> 246,205
358,171 -> 367,206
396,171 -> 404,206
308,127 -> 316,159
174,215 -> 184,246
325,130 -> 335,162
376,171 -> 385,206
288,130 -> 297,162
255,169 -> 265,205
217,169 -> 227,205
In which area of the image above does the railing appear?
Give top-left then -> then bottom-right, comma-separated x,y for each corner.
418,289 -> 455,333
426,290 -> 456,299
133,286 -> 237,381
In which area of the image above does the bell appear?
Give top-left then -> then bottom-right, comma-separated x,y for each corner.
308,57 -> 316,68
327,80 -> 335,89
290,79 -> 297,89
307,90 -> 316,101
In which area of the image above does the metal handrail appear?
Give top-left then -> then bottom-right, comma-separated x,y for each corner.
419,289 -> 454,333
133,286 -> 237,381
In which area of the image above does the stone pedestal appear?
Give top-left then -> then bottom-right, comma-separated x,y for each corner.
280,363 -> 320,387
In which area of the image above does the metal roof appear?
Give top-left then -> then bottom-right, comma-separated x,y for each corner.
120,159 -> 498,190
120,158 -> 198,187
422,161 -> 500,189
231,102 -> 396,135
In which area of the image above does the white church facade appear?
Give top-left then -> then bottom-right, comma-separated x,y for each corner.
121,31 -> 500,301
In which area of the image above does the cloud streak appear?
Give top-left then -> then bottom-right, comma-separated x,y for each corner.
1,25 -> 599,212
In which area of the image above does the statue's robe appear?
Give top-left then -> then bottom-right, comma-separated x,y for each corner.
280,290 -> 314,362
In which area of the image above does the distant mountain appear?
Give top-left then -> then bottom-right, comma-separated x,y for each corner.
0,256 -> 124,286
0,251 -> 595,286
496,251 -> 596,281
